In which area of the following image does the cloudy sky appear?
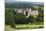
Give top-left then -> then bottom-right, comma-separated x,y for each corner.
5,0 -> 43,2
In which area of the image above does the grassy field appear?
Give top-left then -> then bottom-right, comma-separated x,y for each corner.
5,22 -> 44,31
5,25 -> 15,31
15,22 -> 44,29
16,24 -> 43,29
5,24 -> 43,31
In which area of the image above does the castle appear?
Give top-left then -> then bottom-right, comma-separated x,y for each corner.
14,8 -> 39,18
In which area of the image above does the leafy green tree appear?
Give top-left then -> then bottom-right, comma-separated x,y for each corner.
36,6 -> 44,22
5,8 -> 15,28
36,13 -> 44,22
27,15 -> 37,23
14,13 -> 27,24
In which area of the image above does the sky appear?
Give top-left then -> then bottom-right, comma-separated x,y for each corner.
5,0 -> 43,3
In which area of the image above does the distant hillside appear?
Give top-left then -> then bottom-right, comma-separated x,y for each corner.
5,2 -> 44,8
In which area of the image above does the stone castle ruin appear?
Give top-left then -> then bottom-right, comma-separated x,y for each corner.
14,8 -> 39,18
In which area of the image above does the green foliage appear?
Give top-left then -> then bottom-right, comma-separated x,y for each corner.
36,13 -> 44,22
5,8 -> 15,28
27,15 -> 37,23
15,13 -> 26,19
36,6 -> 44,22
5,3 -> 32,8
32,7 -> 37,10
5,7 -> 44,25
14,13 -> 27,24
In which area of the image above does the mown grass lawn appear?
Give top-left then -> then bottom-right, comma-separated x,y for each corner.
15,22 -> 44,29
5,22 -> 44,30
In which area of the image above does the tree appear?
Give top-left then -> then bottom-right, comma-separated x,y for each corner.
36,13 -> 44,22
14,13 -> 27,24
5,8 -> 15,28
36,6 -> 44,22
27,15 -> 37,23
